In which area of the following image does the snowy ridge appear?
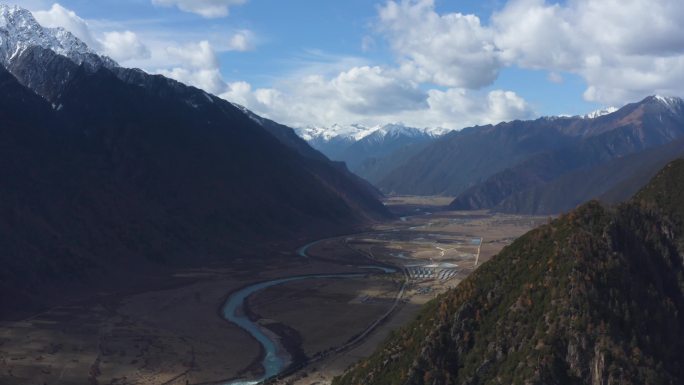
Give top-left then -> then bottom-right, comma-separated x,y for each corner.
232,102 -> 267,126
296,123 -> 372,142
298,95 -> 683,145
296,123 -> 450,143
653,95 -> 684,114
582,106 -> 618,119
230,103 -> 445,145
0,4 -> 116,69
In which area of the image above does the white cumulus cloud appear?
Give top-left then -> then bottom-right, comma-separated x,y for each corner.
101,31 -> 150,62
220,75 -> 532,130
375,0 -> 684,107
159,67 -> 227,94
165,40 -> 218,69
378,0 -> 500,89
220,66 -> 431,128
420,89 -> 533,129
33,3 -> 100,49
158,41 -> 228,94
331,66 -> 427,115
491,0 -> 684,104
29,0 -> 684,131
30,3 -> 152,64
26,3 -> 259,99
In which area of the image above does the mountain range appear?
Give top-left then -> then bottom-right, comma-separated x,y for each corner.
293,107 -> 629,190
334,158 -> 684,385
322,95 -> 683,214
0,4 -> 389,316
296,123 -> 446,182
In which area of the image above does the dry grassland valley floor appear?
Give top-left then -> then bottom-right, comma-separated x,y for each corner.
0,197 -> 547,385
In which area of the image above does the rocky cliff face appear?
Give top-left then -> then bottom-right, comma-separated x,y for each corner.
334,160 -> 684,385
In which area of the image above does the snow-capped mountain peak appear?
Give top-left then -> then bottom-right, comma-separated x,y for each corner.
374,123 -> 421,137
652,95 -> 683,114
582,106 -> 618,119
295,122 -> 450,143
0,4 -> 116,69
654,94 -> 681,104
296,123 -> 371,142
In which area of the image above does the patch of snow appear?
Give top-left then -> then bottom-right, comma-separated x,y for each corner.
232,102 -> 266,126
582,106 -> 618,119
296,123 -> 372,142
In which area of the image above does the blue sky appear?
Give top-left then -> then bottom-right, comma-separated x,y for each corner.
14,0 -> 684,129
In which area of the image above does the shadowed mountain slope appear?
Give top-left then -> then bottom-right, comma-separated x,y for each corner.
0,45 -> 390,316
451,135 -> 684,214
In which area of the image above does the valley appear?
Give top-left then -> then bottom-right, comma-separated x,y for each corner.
1,3 -> 683,384
334,161 -> 684,385
0,198 -> 545,385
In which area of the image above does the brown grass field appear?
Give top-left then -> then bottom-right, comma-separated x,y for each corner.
0,196 -> 547,385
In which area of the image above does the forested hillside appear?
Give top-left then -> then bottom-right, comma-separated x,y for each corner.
334,159 -> 684,385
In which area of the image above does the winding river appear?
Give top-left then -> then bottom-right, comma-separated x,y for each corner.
222,273 -> 366,385
222,238 -> 397,385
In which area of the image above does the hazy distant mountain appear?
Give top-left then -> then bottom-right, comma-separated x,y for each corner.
335,159 -> 684,385
339,125 -> 439,176
368,95 -> 684,214
355,138 -> 436,186
378,118 -> 587,196
296,123 -> 446,181
0,5 -> 390,316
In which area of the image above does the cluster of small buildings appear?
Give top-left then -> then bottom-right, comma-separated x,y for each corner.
405,263 -> 459,282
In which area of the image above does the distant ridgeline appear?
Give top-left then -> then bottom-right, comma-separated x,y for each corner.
334,159 -> 684,385
360,96 -> 684,215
